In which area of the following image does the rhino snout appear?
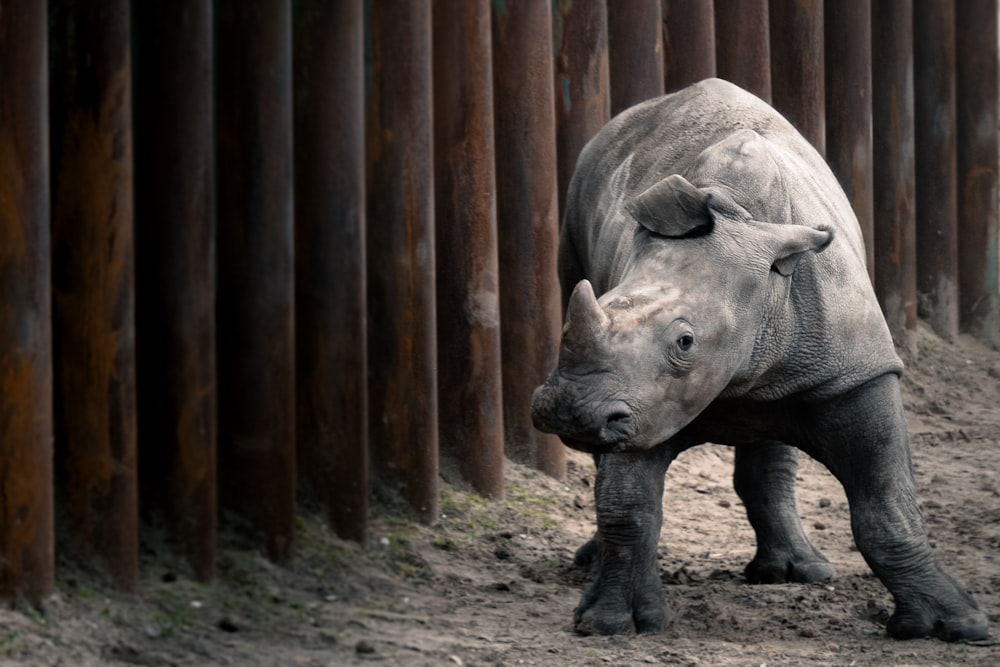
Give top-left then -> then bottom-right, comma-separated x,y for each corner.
530,384 -> 636,451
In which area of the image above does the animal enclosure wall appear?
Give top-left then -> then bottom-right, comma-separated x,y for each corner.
0,0 -> 998,604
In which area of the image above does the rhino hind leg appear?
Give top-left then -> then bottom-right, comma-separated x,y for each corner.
734,443 -> 836,584
803,374 -> 989,641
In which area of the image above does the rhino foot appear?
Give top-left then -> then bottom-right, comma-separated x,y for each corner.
573,536 -> 599,568
744,549 -> 836,585
886,576 -> 990,641
573,571 -> 665,635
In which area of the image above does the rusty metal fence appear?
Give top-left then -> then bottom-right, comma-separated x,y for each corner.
1,0 -> 998,604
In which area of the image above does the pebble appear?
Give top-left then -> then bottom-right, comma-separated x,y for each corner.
356,640 -> 376,655
217,617 -> 239,633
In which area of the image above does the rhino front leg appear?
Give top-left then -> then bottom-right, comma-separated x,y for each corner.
805,374 -> 989,641
574,447 -> 673,635
734,443 -> 835,584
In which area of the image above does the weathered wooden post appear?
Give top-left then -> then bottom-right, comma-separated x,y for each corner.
769,0 -> 825,154
294,0 -> 369,540
0,0 -> 55,605
825,0 -> 874,279
49,0 -> 139,590
955,0 -> 1000,346
714,0 -> 771,102
492,1 -> 565,478
366,0 -> 440,521
552,0 -> 611,219
871,0 -> 917,350
433,0 -> 505,499
608,0 -> 664,115
216,0 -> 296,561
913,0 -> 959,342
662,0 -> 716,93
133,0 -> 217,580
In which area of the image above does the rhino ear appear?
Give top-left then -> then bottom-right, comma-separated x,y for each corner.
768,224 -> 834,276
626,174 -> 713,237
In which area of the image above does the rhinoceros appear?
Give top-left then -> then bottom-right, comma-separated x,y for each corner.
530,78 -> 989,641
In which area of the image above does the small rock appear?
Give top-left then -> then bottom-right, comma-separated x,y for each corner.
717,499 -> 731,508
494,545 -> 513,560
813,521 -> 826,530
798,626 -> 817,638
356,640 -> 377,655
217,617 -> 239,633
818,497 -> 832,508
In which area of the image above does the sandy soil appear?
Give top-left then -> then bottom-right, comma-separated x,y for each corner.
3,321 -> 1000,666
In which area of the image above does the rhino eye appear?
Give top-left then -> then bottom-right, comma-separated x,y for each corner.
677,333 -> 694,352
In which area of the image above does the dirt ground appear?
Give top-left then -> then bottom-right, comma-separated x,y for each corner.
3,321 -> 1000,667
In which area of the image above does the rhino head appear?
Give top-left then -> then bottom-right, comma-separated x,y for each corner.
531,133 -> 833,454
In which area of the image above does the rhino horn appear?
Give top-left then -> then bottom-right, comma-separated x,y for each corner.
565,280 -> 610,338
626,174 -> 713,238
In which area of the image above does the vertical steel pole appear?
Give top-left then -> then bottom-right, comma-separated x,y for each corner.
662,0 -> 716,93
955,0 -> 1000,346
133,0 -> 217,581
49,0 -> 139,591
0,0 -> 55,605
366,0 -> 439,522
714,0 -> 771,102
769,0 -> 825,154
913,0 -> 959,342
433,0 -> 505,499
294,0 -> 369,540
871,0 -> 917,350
492,1 -> 565,479
825,0 -> 874,280
552,0 -> 611,220
608,0 -> 664,116
216,0 -> 296,561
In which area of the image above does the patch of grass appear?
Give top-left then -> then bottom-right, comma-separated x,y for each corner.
0,628 -> 25,657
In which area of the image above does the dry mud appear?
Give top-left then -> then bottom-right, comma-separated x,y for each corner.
3,322 -> 1000,666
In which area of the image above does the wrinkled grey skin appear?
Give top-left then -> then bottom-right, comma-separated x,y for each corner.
531,79 -> 989,641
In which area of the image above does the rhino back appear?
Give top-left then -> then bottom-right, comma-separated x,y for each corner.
560,78 -> 902,400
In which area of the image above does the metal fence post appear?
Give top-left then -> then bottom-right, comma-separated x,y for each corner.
714,0 -> 771,102
662,0 -> 716,93
955,0 -> 1000,346
608,0 -> 665,115
216,0 -> 297,561
913,0 -> 959,342
553,0 -> 611,219
294,0 -> 369,540
769,0 -> 825,154
871,0 -> 918,350
433,0 -> 505,499
825,0 -> 874,280
366,0 -> 440,522
492,1 -> 565,479
0,0 -> 55,605
49,0 -> 139,590
133,0 -> 217,581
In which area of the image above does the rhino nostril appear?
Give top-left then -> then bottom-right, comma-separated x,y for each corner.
607,411 -> 631,426
602,409 -> 634,441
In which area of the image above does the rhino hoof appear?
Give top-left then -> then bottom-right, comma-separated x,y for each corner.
745,556 -> 836,585
573,537 -> 599,568
887,607 -> 990,642
573,603 -> 664,636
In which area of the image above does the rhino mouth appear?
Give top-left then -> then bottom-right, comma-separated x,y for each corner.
530,384 -> 639,453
